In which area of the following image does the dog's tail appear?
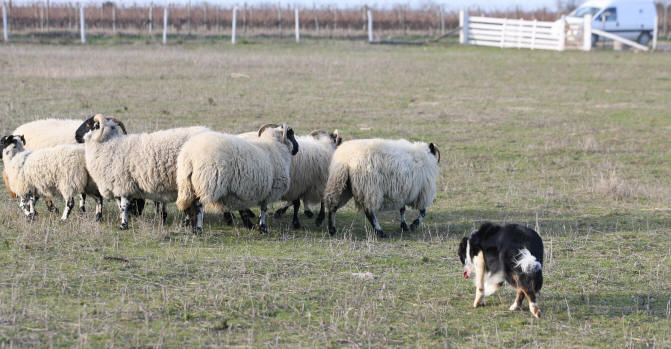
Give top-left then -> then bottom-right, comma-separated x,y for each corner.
514,248 -> 542,274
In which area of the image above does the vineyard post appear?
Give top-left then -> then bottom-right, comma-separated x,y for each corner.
162,7 -> 167,44
46,0 -> 49,30
277,3 -> 281,36
367,9 -> 373,43
2,4 -> 7,42
112,5 -> 115,33
232,6 -> 237,44
204,4 -> 208,32
40,2 -> 43,31
187,0 -> 191,35
243,2 -> 247,34
80,5 -> 85,44
99,4 -> 102,31
215,6 -> 219,32
440,5 -> 445,35
149,3 -> 153,34
295,6 -> 299,43
362,5 -> 366,31
313,3 -> 318,35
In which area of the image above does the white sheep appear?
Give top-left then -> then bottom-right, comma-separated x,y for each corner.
75,114 -> 209,229
272,130 -> 342,229
4,119 -> 81,211
175,124 -> 299,233
0,135 -> 103,221
323,138 -> 441,238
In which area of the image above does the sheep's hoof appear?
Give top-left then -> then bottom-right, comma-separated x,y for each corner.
79,206 -> 86,213
304,209 -> 314,218
95,213 -> 102,222
400,222 -> 410,232
376,230 -> 388,239
118,222 -> 128,230
328,226 -> 336,236
292,220 -> 302,229
315,216 -> 324,227
256,224 -> 268,234
273,210 -> 285,218
410,220 -> 420,231
192,227 -> 203,235
26,213 -> 37,221
48,206 -> 59,214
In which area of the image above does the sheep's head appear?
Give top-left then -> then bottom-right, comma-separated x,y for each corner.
429,143 -> 440,163
75,114 -> 127,143
309,129 -> 343,148
258,123 -> 299,156
0,135 -> 25,160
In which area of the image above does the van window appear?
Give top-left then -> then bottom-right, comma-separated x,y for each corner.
570,6 -> 601,18
596,7 -> 617,22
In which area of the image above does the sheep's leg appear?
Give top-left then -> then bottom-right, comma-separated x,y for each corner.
364,209 -> 387,238
273,201 -> 292,218
94,195 -> 103,222
400,207 -> 410,232
79,193 -> 87,213
61,197 -> 75,221
239,209 -> 255,229
27,194 -> 38,219
315,202 -> 326,227
410,209 -> 426,231
155,201 -> 167,224
223,211 -> 234,226
190,201 -> 203,234
19,196 -> 30,216
118,197 -> 130,230
291,199 -> 302,229
46,199 -> 59,214
256,205 -> 268,234
303,200 -> 314,218
327,210 -> 337,236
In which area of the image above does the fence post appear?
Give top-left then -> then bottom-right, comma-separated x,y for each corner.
459,10 -> 469,44
295,6 -> 299,43
367,9 -> 373,43
500,18 -> 507,48
46,0 -> 49,30
149,3 -> 153,34
232,6 -> 237,44
583,14 -> 592,51
2,4 -> 7,42
313,3 -> 318,35
162,7 -> 167,44
558,16 -> 566,51
80,5 -> 85,44
112,5 -> 115,33
652,12 -> 658,50
664,3 -> 668,39
277,3 -> 281,36
440,5 -> 445,35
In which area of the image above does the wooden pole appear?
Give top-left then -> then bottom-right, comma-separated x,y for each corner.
215,6 -> 219,32
80,5 -> 85,44
112,5 -> 115,33
367,9 -> 373,43
149,3 -> 153,34
2,4 -> 8,42
583,14 -> 592,51
40,1 -> 44,31
232,6 -> 237,44
440,5 -> 445,35
46,0 -> 49,30
187,0 -> 191,35
664,4 -> 668,39
313,3 -> 318,35
277,3 -> 281,36
243,2 -> 247,34
162,7 -> 167,44
459,10 -> 468,44
295,6 -> 299,43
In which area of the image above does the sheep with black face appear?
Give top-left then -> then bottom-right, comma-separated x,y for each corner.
0,135 -> 103,221
323,138 -> 441,238
75,114 -> 210,229
175,124 -> 299,234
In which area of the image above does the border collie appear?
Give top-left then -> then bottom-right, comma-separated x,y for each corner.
458,222 -> 544,318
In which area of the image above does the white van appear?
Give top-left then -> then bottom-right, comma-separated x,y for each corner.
567,0 -> 657,45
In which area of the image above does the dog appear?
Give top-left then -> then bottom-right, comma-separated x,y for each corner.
458,222 -> 543,318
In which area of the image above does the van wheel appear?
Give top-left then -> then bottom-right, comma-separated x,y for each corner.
591,34 -> 599,47
636,32 -> 652,46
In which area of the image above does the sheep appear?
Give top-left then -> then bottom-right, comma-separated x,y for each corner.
3,118 -> 146,216
175,124 -> 299,234
323,138 -> 441,238
272,130 -> 342,229
0,135 -> 103,221
75,114 -> 210,229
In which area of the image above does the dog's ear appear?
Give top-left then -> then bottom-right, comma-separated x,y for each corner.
458,237 -> 468,264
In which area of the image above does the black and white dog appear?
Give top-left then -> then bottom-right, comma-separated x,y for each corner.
458,222 -> 544,318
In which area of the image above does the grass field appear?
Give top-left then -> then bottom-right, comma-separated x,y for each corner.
0,41 -> 670,347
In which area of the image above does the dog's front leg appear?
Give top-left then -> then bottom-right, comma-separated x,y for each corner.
473,251 -> 486,308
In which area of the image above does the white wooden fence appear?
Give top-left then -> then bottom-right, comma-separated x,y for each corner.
460,10 -> 566,51
460,10 -> 657,52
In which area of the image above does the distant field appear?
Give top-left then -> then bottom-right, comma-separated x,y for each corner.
0,41 -> 670,347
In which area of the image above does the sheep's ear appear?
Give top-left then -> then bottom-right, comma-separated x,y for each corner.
19,135 -> 26,145
429,143 -> 440,163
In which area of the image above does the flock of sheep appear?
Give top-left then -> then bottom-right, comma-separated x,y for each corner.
1,115 -> 441,237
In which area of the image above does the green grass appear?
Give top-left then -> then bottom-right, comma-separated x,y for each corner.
0,41 -> 670,347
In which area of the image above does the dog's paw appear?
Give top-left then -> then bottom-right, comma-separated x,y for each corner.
509,302 -> 520,311
530,303 -> 541,318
